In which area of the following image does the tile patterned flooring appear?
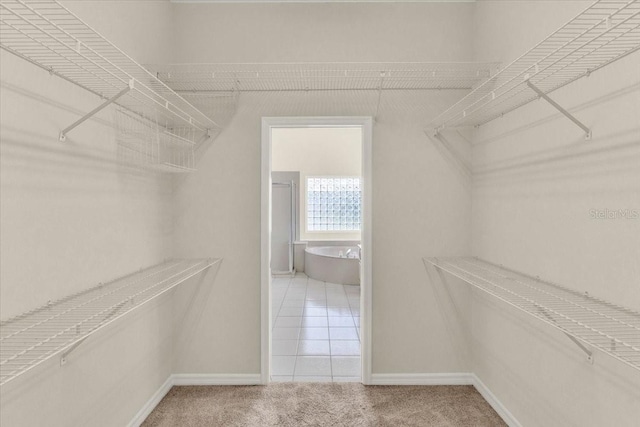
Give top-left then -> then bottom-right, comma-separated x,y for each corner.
271,273 -> 361,383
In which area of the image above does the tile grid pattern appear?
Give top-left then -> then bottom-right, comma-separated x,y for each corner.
271,273 -> 361,382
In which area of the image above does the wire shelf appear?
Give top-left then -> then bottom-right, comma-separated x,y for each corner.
429,0 -> 640,130
0,258 -> 220,386
115,108 -> 197,173
0,0 -> 219,142
148,62 -> 500,93
425,257 -> 640,371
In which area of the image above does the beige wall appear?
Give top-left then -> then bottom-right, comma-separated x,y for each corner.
170,1 -> 475,376
172,90 -> 474,376
63,0 -> 175,66
5,1 -> 636,425
172,2 -> 474,63
470,1 -> 640,426
0,2 -> 177,426
272,127 -> 362,241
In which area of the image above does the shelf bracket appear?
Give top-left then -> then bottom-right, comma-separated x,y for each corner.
536,305 -> 593,364
565,334 -> 594,365
526,80 -> 592,140
60,337 -> 88,366
59,79 -> 134,142
197,129 -> 212,146
424,129 -> 471,177
60,299 -> 129,366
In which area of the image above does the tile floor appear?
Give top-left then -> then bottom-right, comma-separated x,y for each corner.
271,273 -> 361,383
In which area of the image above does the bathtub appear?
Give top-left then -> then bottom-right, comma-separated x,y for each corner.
304,246 -> 360,285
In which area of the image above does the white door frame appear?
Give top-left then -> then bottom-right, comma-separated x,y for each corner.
261,116 -> 373,384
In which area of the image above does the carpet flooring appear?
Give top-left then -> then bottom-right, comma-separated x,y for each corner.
142,383 -> 507,426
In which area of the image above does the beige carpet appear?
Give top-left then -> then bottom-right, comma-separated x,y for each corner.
142,383 -> 506,426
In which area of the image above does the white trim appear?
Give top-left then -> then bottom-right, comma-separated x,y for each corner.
127,376 -> 173,427
370,373 -> 474,385
367,373 -> 520,426
261,116 -> 373,385
472,374 -> 522,427
172,373 -> 263,386
127,373 -> 264,426
129,372 -> 517,427
360,117 -> 373,384
261,118 -> 272,384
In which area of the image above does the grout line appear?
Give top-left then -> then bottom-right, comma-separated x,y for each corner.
326,280 -> 334,381
271,275 -> 292,381
291,274 -> 308,378
273,275 -> 363,382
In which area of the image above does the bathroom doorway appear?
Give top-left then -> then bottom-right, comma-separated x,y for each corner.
261,117 -> 372,384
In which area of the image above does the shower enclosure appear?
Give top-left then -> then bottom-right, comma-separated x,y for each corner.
271,178 -> 297,275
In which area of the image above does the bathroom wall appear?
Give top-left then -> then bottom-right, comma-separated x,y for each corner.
272,127 -> 362,242
0,1 -> 177,426
471,1 -> 640,426
171,1 -> 475,377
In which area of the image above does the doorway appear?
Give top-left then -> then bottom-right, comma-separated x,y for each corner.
261,117 -> 372,384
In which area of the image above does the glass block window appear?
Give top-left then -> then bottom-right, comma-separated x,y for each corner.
307,176 -> 361,232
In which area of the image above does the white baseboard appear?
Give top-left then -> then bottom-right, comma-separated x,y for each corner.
171,373 -> 263,386
127,376 -> 173,427
369,373 -> 519,427
129,372 -> 518,427
127,373 -> 262,426
472,374 -> 522,427
369,372 -> 474,385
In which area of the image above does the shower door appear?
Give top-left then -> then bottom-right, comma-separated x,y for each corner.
271,181 -> 296,274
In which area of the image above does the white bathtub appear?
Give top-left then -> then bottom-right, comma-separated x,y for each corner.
304,246 -> 360,285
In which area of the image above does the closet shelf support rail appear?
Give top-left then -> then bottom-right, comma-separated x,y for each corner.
525,80 -> 592,140
535,304 -> 594,363
59,79 -> 134,142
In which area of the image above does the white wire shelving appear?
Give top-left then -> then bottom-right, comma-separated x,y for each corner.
148,62 -> 500,124
114,108 -> 199,173
0,258 -> 220,387
429,0 -> 640,137
425,257 -> 640,371
0,0 -> 219,168
149,62 -> 500,93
